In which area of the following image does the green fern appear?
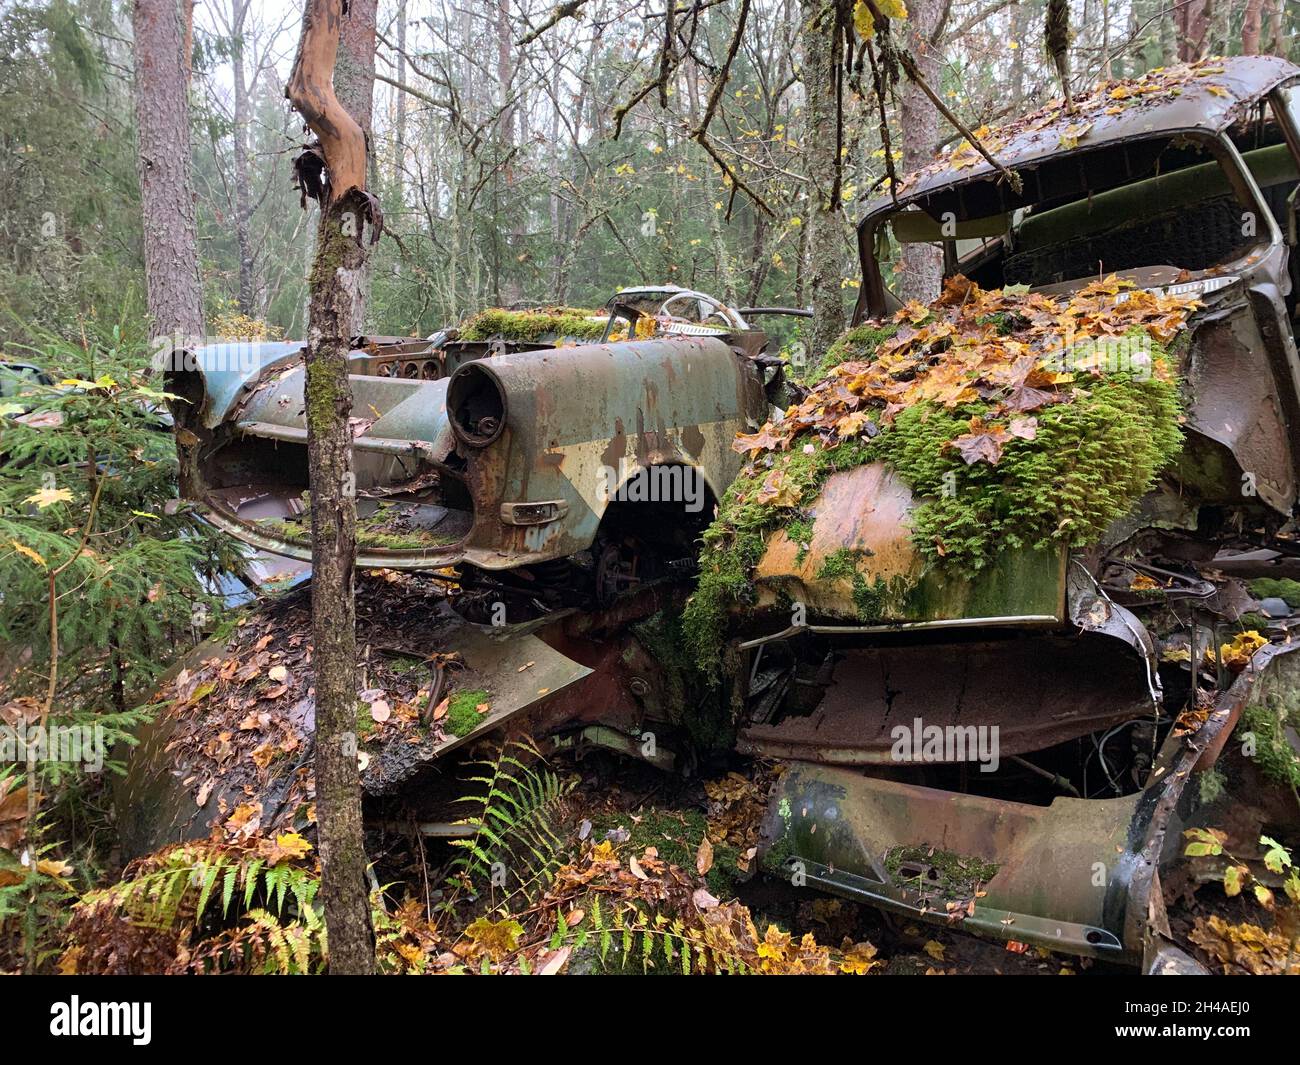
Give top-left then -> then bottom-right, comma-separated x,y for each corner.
549,894 -> 752,974
66,840 -> 324,974
448,737 -> 574,908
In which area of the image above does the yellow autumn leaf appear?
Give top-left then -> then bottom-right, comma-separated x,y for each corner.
273,832 -> 313,860
465,916 -> 524,960
839,940 -> 880,974
923,939 -> 946,961
852,0 -> 875,39
10,541 -> 46,568
24,487 -> 73,509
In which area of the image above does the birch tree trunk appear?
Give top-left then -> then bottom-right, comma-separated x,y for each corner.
132,0 -> 203,342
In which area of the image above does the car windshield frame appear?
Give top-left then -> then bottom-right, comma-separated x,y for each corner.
853,127 -> 1283,321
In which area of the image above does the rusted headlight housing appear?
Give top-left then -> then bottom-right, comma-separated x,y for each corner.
447,361 -> 507,447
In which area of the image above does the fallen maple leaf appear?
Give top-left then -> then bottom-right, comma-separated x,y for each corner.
949,419 -> 1012,465
696,835 -> 714,876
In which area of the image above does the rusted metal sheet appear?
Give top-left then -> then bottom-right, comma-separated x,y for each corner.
859,55 -> 1299,220
765,762 -> 1139,957
758,641 -> 1300,962
115,611 -> 592,860
752,461 -> 1068,625
738,632 -> 1154,765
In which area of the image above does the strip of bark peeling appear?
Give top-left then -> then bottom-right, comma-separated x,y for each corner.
286,0 -> 368,206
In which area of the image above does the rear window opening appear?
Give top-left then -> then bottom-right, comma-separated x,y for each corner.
865,130 -> 1295,311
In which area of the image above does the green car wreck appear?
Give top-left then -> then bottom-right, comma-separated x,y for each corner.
145,55 -> 1300,972
166,287 -> 779,612
699,54 -> 1300,971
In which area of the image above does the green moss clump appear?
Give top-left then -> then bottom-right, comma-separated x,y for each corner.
1235,612 -> 1274,633
355,700 -> 375,739
816,547 -> 862,582
851,572 -> 888,621
784,517 -> 814,565
255,505 -> 461,551
1248,578 -> 1300,608
459,307 -> 604,343
632,610 -> 733,752
445,688 -> 490,738
1239,689 -> 1300,793
590,807 -> 742,897
883,844 -> 999,898
877,372 -> 1182,569
805,323 -> 898,385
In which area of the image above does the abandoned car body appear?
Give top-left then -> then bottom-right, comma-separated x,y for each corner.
731,55 -> 1300,968
144,56 -> 1300,970
168,287 -> 776,609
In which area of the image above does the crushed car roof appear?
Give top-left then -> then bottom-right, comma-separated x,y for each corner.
861,55 -> 1300,220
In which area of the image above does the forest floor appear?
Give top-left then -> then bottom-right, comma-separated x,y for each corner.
98,571 -> 1296,976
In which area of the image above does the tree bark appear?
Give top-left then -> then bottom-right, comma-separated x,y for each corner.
1242,0 -> 1263,54
1175,0 -> 1214,62
334,0 -> 377,334
800,0 -> 845,366
132,0 -> 203,342
1261,0 -> 1283,56
897,0 -> 943,303
231,0 -> 256,315
286,0 -> 374,976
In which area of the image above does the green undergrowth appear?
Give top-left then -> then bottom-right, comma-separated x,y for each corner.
459,307 -> 604,343
883,844 -> 1000,898
589,807 -> 742,898
685,334 -> 1183,671
1239,688 -> 1300,796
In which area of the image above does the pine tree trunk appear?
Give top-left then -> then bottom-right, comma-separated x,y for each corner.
897,0 -> 943,304
286,0 -> 375,976
800,0 -> 845,367
231,0 -> 256,315
132,0 -> 203,341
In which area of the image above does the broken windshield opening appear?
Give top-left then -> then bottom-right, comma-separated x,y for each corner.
864,131 -> 1292,313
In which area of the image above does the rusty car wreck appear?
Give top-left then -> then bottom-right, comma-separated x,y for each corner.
141,55 -> 1300,972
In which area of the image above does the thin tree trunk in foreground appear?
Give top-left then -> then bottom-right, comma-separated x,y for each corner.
133,0 -> 203,342
286,0 -> 375,975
